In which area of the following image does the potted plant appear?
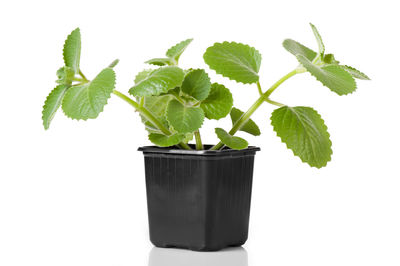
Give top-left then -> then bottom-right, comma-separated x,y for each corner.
42,24 -> 369,251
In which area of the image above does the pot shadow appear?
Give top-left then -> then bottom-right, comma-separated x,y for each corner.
148,246 -> 248,266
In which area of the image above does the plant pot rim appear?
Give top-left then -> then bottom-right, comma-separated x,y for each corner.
138,145 -> 260,157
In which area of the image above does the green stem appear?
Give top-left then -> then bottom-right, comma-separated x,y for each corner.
112,90 -> 191,150
79,70 -> 89,82
257,81 -> 263,95
210,69 -> 300,150
194,130 -> 203,150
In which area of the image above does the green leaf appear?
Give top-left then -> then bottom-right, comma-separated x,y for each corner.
323,54 -> 339,64
166,38 -> 193,61
215,128 -> 248,150
166,99 -> 204,133
63,28 -> 81,74
148,133 -> 185,147
310,23 -> 325,54
140,95 -> 173,133
181,69 -> 211,101
62,68 -> 116,120
271,106 -> 332,168
134,69 -> 153,84
297,54 -> 356,95
230,107 -> 260,136
340,65 -> 370,80
108,59 -> 119,68
203,42 -> 262,84
42,85 -> 69,129
282,39 -> 317,61
129,66 -> 185,97
145,58 -> 171,66
200,83 -> 233,120
56,66 -> 75,85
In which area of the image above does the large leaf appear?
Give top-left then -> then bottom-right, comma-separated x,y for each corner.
271,106 -> 332,168
215,128 -> 248,150
129,66 -> 185,97
148,133 -> 185,147
340,65 -> 370,80
63,28 -> 81,74
282,39 -> 317,61
310,23 -> 325,54
42,85 -> 69,129
203,42 -> 262,84
181,69 -> 211,101
200,83 -> 233,120
166,39 -> 193,61
166,99 -> 204,133
297,54 -> 356,95
62,68 -> 116,120
230,107 -> 260,136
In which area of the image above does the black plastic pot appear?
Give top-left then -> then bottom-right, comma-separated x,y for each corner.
138,145 -> 260,251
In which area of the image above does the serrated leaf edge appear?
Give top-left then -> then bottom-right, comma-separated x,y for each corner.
270,106 -> 333,168
62,28 -> 81,73
61,68 -> 116,121
297,55 -> 357,96
204,41 -> 261,84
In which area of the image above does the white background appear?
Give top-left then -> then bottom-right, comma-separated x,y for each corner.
1,0 -> 399,265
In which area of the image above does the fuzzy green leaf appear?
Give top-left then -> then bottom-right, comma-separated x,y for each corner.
323,54 -> 339,64
166,99 -> 204,133
200,83 -> 233,120
62,68 -> 116,120
215,128 -> 248,150
63,28 -> 81,74
134,69 -> 153,84
129,66 -> 185,97
203,42 -> 262,84
283,39 -> 317,61
42,85 -> 69,129
230,107 -> 260,136
297,54 -> 356,95
145,58 -> 171,66
166,39 -> 193,61
140,95 -> 173,133
310,23 -> 325,54
340,65 -> 370,80
181,69 -> 211,101
271,106 -> 332,168
148,133 -> 185,147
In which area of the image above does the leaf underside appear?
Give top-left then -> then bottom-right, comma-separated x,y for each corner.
271,106 -> 332,168
203,41 -> 262,84
310,23 -> 325,54
215,128 -> 248,150
297,54 -> 356,95
62,68 -> 116,120
282,39 -> 317,61
200,83 -> 233,120
140,95 -> 172,133
145,58 -> 171,66
42,85 -> 69,129
230,107 -> 260,136
166,99 -> 204,133
340,65 -> 370,80
129,66 -> 185,97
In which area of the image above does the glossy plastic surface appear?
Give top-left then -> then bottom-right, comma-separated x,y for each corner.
139,145 -> 260,251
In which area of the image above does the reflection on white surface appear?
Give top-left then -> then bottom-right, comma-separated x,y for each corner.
148,246 -> 248,266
